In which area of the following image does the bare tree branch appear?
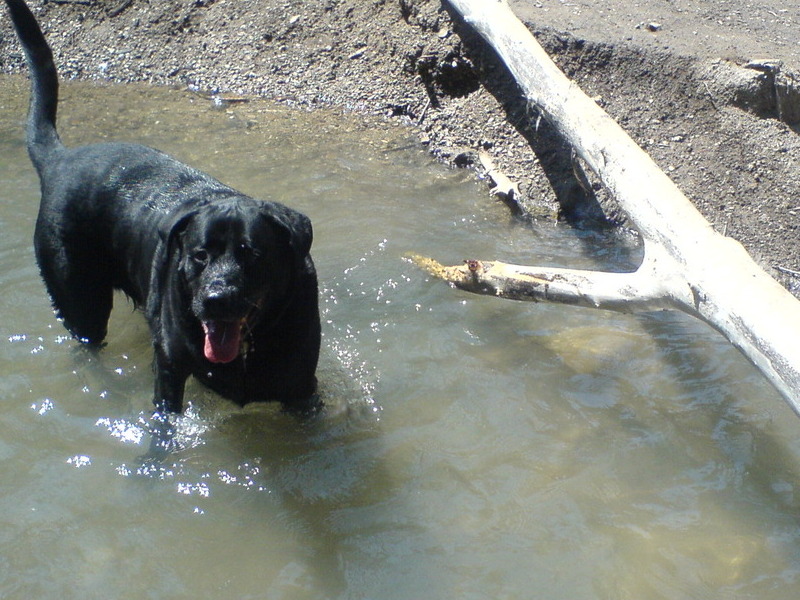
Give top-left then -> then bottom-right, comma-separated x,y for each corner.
419,0 -> 800,410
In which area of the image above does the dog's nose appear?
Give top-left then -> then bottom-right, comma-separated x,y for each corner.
202,287 -> 239,318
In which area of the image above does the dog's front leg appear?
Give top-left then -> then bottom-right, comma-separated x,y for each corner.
152,347 -> 189,413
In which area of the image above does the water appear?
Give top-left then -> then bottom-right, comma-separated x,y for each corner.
1,76 -> 799,599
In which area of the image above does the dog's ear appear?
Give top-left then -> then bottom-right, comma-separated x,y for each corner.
261,202 -> 313,259
146,209 -> 200,318
160,209 -> 198,254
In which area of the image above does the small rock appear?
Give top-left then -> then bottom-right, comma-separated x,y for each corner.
744,58 -> 782,73
636,22 -> 662,32
453,151 -> 475,168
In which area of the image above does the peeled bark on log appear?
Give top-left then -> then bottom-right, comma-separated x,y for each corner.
419,0 -> 800,410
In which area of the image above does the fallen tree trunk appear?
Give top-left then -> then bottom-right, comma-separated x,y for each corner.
418,0 -> 800,410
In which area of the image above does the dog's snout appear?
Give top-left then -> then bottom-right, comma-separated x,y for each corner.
201,285 -> 239,318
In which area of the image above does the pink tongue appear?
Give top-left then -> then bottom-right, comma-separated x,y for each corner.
202,320 -> 242,364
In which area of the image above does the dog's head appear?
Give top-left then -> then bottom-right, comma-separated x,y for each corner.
165,197 -> 312,364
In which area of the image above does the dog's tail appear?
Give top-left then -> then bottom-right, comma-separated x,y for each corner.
4,0 -> 63,173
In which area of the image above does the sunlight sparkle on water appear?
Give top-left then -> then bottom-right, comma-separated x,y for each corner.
31,399 -> 54,415
95,417 -> 146,445
66,455 -> 91,468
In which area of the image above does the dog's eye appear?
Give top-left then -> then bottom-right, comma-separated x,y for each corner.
192,249 -> 209,265
237,244 -> 260,261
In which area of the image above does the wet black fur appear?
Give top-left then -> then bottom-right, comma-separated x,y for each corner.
4,0 -> 321,413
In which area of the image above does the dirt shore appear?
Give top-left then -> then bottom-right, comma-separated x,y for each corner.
1,0 -> 798,295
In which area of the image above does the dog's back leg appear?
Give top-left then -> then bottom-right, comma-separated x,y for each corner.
36,244 -> 113,344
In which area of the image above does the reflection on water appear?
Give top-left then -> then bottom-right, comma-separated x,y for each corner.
1,76 -> 800,599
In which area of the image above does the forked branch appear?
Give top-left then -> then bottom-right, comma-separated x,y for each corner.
416,0 -> 800,410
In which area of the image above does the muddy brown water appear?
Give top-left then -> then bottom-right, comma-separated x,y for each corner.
1,77 -> 799,599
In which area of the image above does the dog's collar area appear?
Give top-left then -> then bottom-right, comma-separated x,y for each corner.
239,301 -> 263,361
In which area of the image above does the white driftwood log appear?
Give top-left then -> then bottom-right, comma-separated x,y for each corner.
419,0 -> 800,410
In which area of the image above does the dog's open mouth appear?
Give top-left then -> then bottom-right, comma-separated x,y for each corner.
202,319 -> 244,364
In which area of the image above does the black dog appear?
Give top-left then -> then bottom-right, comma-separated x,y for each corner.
5,0 -> 321,413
